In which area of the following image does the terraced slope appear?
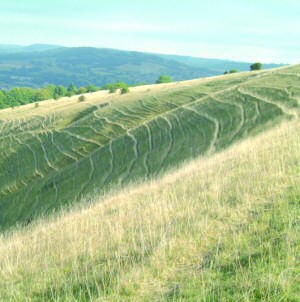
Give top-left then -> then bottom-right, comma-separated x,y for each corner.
0,65 -> 299,229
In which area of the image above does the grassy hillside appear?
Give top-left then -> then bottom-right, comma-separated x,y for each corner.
0,65 -> 299,230
0,118 -> 299,301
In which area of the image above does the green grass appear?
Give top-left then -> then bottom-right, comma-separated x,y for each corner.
0,65 -> 300,230
0,119 -> 299,301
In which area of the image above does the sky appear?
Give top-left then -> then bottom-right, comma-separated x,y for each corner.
0,0 -> 299,63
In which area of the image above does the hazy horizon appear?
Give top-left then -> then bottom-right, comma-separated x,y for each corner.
0,0 -> 299,64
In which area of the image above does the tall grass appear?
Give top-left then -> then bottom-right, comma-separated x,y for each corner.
0,120 -> 299,301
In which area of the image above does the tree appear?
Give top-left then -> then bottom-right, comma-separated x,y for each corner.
250,62 -> 263,71
67,83 -> 77,96
156,75 -> 173,84
44,84 -> 56,96
54,85 -> 67,98
86,84 -> 99,93
6,87 -> 36,105
103,84 -> 118,93
78,87 -> 88,94
0,90 -> 7,109
34,89 -> 52,102
116,82 -> 128,89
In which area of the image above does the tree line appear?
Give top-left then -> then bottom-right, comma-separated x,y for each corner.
0,75 -> 174,109
0,82 -> 133,109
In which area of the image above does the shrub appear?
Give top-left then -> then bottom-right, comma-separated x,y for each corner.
224,70 -> 238,74
78,95 -> 86,102
121,87 -> 129,94
67,83 -> 77,96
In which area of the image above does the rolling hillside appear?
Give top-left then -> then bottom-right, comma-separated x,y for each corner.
0,64 -> 299,230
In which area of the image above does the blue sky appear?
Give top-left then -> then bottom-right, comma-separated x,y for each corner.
0,0 -> 299,63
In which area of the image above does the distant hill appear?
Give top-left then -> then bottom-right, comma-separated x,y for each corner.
22,44 -> 63,52
0,45 -> 285,89
0,44 -> 61,53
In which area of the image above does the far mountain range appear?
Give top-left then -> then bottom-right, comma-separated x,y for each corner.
0,44 -> 286,89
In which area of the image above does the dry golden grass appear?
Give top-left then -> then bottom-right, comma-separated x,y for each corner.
0,119 -> 299,301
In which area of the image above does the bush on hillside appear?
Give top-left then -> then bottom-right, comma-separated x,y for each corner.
78,95 -> 86,102
224,69 -> 238,74
121,87 -> 129,94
